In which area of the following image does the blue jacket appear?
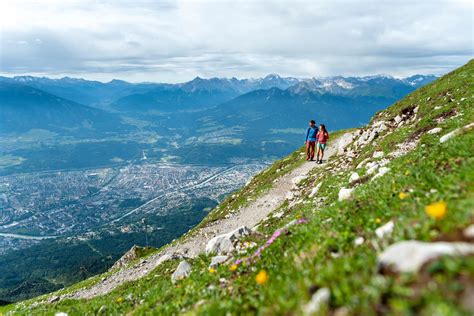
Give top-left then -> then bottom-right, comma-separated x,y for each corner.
306,126 -> 319,142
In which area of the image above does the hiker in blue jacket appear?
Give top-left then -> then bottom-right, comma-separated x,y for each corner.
305,120 -> 319,161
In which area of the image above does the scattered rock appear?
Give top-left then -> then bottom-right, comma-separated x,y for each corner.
378,241 -> 474,273
338,188 -> 354,201
171,260 -> 192,283
292,175 -> 308,186
366,163 -> 380,175
205,226 -> 252,255
440,122 -> 474,143
372,167 -> 390,180
337,132 -> 356,155
463,225 -> 474,239
209,255 -> 229,268
394,115 -> 403,124
303,287 -> 330,315
375,220 -> 394,239
309,183 -> 322,198
354,236 -> 365,246
55,313 -> 68,316
373,151 -> 384,158
427,127 -> 442,134
48,296 -> 60,303
349,172 -> 360,183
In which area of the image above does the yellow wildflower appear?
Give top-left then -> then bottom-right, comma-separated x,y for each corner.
255,270 -> 269,285
209,267 -> 216,274
425,201 -> 447,220
375,218 -> 381,224
399,192 -> 408,200
116,297 -> 124,303
229,264 -> 238,272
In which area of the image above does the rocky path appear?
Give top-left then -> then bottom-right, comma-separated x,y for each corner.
67,146 -> 336,300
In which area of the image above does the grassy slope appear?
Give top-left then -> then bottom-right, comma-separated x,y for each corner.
1,60 -> 473,315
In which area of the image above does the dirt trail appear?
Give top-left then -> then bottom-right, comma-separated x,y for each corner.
68,146 -> 336,299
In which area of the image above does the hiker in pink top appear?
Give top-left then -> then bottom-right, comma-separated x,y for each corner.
316,124 -> 329,164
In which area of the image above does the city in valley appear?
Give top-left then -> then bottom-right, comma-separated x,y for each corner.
0,161 -> 266,254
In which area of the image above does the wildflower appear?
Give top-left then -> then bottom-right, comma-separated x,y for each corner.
116,297 -> 124,303
255,270 -> 269,285
375,218 -> 381,224
425,201 -> 447,220
209,267 -> 216,274
399,192 -> 408,200
229,264 -> 238,272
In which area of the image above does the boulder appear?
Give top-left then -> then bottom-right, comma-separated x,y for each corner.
372,167 -> 390,180
354,236 -> 365,246
366,163 -> 380,175
427,127 -> 442,134
378,241 -> 474,273
373,151 -> 384,158
171,260 -> 192,282
394,115 -> 403,124
303,287 -> 330,315
205,226 -> 252,255
209,255 -> 229,268
337,132 -> 355,155
440,122 -> 474,143
375,220 -> 394,239
338,188 -> 354,201
349,172 -> 360,183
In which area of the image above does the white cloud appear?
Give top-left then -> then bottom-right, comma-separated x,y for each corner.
0,0 -> 472,82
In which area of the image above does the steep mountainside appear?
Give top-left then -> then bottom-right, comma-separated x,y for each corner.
0,82 -> 127,135
1,61 -> 471,315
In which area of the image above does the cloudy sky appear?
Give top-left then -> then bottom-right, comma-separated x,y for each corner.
0,0 -> 472,82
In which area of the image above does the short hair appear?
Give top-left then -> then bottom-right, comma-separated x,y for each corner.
310,120 -> 315,124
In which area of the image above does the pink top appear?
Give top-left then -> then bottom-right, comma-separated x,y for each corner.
317,131 -> 329,144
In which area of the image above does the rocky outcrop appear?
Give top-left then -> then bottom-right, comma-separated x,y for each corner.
205,226 -> 252,255
171,260 -> 192,283
110,245 -> 150,271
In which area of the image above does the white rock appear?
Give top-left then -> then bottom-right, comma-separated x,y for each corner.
338,188 -> 354,201
205,226 -> 252,255
356,158 -> 371,169
427,127 -> 442,134
292,175 -> 308,185
366,163 -> 380,175
349,172 -> 360,183
394,115 -> 403,124
354,236 -> 365,246
463,225 -> 474,239
209,255 -> 229,268
171,260 -> 192,283
375,220 -> 394,239
55,313 -> 68,316
378,241 -> 474,273
414,106 -> 419,114
440,122 -> 474,143
372,167 -> 390,181
303,287 -> 330,315
308,183 -> 322,198
286,191 -> 295,200
337,132 -> 356,155
373,151 -> 384,158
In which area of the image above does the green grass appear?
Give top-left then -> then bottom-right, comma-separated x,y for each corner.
2,60 -> 473,315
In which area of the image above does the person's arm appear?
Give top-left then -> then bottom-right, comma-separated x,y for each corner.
305,128 -> 310,142
326,132 -> 329,140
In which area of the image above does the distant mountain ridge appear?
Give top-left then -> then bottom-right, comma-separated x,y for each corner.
0,82 -> 126,135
